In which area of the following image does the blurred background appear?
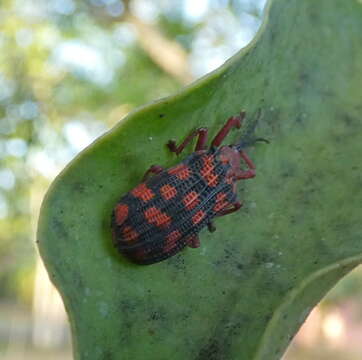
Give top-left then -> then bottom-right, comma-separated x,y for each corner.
0,0 -> 361,359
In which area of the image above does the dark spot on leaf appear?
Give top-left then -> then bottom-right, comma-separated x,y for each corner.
118,300 -> 139,344
196,340 -> 222,360
342,114 -> 358,127
68,269 -> 84,295
251,249 -> 275,266
52,218 -> 68,241
167,254 -> 186,271
159,113 -> 165,118
119,299 -> 137,314
269,29 -> 276,43
309,8 -> 319,23
180,311 -> 191,322
320,89 -> 335,97
295,114 -> 305,124
299,71 -> 309,83
101,350 -> 114,360
148,311 -> 165,322
73,182 -> 86,193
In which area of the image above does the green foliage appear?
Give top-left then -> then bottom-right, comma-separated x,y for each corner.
38,0 -> 362,359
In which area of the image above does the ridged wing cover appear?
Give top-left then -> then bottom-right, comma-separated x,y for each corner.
111,149 -> 238,264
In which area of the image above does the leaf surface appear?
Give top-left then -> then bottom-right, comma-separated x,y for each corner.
38,0 -> 362,359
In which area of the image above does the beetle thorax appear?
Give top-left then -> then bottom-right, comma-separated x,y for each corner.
218,146 -> 242,179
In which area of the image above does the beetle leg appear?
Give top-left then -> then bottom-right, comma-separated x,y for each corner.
167,127 -> 208,155
239,150 -> 256,170
142,165 -> 164,181
216,201 -> 242,216
235,150 -> 256,179
211,111 -> 245,148
186,235 -> 200,248
235,169 -> 255,180
207,221 -> 216,232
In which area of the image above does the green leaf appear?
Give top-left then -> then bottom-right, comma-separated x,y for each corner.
37,0 -> 362,359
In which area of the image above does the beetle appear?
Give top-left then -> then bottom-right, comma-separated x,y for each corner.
111,111 -> 266,265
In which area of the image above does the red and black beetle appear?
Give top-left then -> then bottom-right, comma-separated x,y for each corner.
111,111 -> 266,265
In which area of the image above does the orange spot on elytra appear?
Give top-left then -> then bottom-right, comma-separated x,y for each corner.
183,191 -> 199,210
202,154 -> 214,165
122,226 -> 139,242
200,155 -> 218,186
213,192 -> 229,212
168,164 -> 190,180
115,203 -> 129,224
206,172 -> 219,186
131,183 -> 155,202
144,207 -> 171,228
216,193 -> 227,201
164,230 -> 182,252
192,210 -> 206,225
160,184 -> 177,200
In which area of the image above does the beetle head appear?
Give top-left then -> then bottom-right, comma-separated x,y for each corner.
218,146 -> 242,176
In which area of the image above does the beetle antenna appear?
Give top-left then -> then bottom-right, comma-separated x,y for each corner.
235,109 -> 269,150
235,137 -> 269,151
